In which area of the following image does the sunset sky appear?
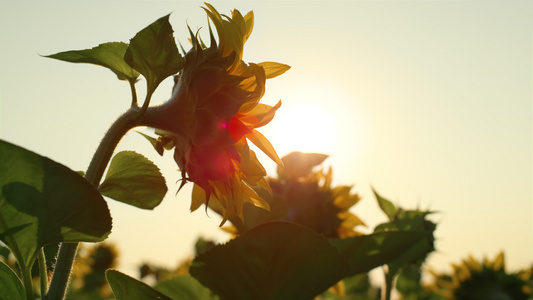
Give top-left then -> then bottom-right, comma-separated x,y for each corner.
1,0 -> 531,284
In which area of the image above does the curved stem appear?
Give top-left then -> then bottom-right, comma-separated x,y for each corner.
46,107 -> 141,300
129,79 -> 139,108
137,90 -> 155,119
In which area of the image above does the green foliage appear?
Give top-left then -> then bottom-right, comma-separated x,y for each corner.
30,243 -> 59,278
0,243 -> 10,259
395,265 -> 423,296
373,187 -> 397,221
317,273 -> 378,300
375,209 -> 436,276
124,14 -> 184,98
99,151 -> 167,210
332,229 -> 433,276
0,260 -> 25,300
154,275 -> 218,300
191,221 -> 348,300
5,4 -> 457,300
0,140 -> 112,270
373,189 -> 437,300
190,221 -> 434,300
106,269 -> 172,300
44,42 -> 140,83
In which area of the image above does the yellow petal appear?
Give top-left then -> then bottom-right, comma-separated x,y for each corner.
240,101 -> 282,128
492,251 -> 505,270
191,184 -> 206,212
231,9 -> 253,43
257,177 -> 272,195
321,166 -> 333,190
242,153 -> 267,182
220,224 -> 239,236
246,129 -> 283,165
243,11 -> 254,41
339,211 -> 366,228
278,152 -> 328,180
238,63 -> 266,112
242,183 -> 270,211
258,62 -> 291,79
335,194 -> 361,210
203,4 -> 241,57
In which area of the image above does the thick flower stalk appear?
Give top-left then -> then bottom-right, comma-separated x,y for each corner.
143,4 -> 289,224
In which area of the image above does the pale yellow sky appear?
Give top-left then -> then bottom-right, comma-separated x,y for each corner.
1,0 -> 531,284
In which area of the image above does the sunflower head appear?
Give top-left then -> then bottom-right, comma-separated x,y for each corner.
427,252 -> 531,300
144,4 -> 289,225
218,152 -> 366,238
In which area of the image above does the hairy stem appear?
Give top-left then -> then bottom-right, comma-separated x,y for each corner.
22,264 -> 35,300
46,108 -> 141,300
38,248 -> 48,296
129,79 -> 139,108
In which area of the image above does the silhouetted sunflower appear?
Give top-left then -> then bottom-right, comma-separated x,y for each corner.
427,251 -> 530,300
217,151 -> 366,238
144,4 -> 289,225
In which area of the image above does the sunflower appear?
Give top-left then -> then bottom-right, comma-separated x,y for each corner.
142,4 -> 289,225
427,251 -> 531,300
218,151 -> 366,238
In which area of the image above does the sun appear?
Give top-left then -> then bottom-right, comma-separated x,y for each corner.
266,100 -> 338,157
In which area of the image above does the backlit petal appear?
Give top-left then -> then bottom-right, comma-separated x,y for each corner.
246,129 -> 283,166
191,184 -> 206,212
258,62 -> 291,79
239,101 -> 281,128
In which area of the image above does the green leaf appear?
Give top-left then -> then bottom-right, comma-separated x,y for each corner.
124,14 -> 184,96
0,244 -> 10,259
0,261 -> 25,300
375,209 -> 436,275
372,187 -> 397,221
375,210 -> 435,232
136,131 -> 164,156
44,42 -> 140,82
99,151 -> 167,210
106,269 -> 172,300
154,275 -> 218,300
190,221 -> 349,300
190,222 -> 435,300
0,140 -> 112,269
395,264 -> 422,294
331,230 -> 432,276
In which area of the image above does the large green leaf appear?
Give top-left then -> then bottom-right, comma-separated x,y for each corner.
154,275 -> 218,300
44,42 -> 140,82
375,210 -> 435,232
190,221 -> 349,300
373,187 -> 397,221
106,269 -> 172,300
99,151 -> 167,210
0,261 -> 25,300
191,221 -> 434,300
124,14 -> 184,96
0,140 -> 112,269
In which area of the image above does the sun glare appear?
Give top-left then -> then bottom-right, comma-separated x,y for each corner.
267,101 -> 338,157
